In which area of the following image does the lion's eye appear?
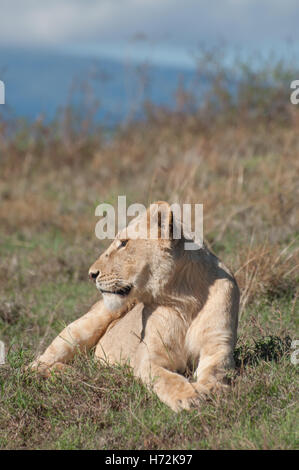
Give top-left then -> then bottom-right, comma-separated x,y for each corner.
119,239 -> 128,248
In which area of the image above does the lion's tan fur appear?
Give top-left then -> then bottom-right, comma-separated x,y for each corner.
29,202 -> 239,412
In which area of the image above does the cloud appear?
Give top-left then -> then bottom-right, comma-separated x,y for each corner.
0,0 -> 298,49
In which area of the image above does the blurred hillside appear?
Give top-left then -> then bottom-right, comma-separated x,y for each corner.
0,52 -> 298,303
0,47 -> 196,125
1,48 -> 298,301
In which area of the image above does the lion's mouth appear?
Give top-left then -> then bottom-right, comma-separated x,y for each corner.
99,285 -> 132,297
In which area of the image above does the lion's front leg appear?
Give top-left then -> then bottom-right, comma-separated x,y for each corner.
28,300 -> 124,376
187,278 -> 239,396
135,357 -> 199,412
132,305 -> 199,412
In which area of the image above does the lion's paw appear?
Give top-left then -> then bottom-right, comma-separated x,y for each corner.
176,395 -> 201,412
26,360 -> 68,378
168,389 -> 201,412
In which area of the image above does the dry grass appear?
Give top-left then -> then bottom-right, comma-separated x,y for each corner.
1,115 -> 298,305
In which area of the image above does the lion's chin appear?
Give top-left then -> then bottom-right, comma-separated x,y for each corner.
102,293 -> 128,311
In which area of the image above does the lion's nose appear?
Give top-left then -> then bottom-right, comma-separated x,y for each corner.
89,269 -> 100,281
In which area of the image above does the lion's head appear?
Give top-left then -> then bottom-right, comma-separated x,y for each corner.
88,201 -> 192,311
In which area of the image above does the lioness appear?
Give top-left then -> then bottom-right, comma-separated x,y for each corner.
29,202 -> 239,412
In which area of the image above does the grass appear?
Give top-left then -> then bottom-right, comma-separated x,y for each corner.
0,55 -> 299,449
0,229 -> 297,450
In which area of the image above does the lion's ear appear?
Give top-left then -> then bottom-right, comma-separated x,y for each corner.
147,201 -> 178,241
150,202 -> 174,241
157,205 -> 174,240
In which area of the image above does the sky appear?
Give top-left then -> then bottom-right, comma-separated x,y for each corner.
0,0 -> 298,67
